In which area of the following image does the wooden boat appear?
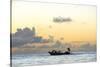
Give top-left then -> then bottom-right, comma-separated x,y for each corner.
48,48 -> 71,55
48,51 -> 70,55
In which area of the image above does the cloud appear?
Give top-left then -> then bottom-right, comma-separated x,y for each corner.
53,16 -> 72,23
79,43 -> 96,51
11,27 -> 96,54
11,27 -> 46,47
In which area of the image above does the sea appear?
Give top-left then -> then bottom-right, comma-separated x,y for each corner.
11,52 -> 96,67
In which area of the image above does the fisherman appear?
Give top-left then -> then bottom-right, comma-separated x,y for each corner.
52,50 -> 57,53
64,48 -> 71,54
67,48 -> 71,52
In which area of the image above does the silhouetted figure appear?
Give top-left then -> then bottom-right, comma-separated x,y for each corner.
52,50 -> 57,53
67,48 -> 71,52
63,48 -> 70,54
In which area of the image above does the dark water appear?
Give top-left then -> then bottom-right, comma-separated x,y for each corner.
12,52 -> 96,67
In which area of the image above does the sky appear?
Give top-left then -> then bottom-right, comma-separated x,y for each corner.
12,0 -> 96,43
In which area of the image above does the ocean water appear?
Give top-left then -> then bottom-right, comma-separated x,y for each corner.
12,52 -> 96,67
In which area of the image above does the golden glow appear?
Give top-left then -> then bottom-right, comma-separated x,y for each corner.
12,1 -> 96,43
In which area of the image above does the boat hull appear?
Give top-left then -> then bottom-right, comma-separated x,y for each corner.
48,52 -> 70,55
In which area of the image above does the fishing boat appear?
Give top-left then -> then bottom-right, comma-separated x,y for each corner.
48,48 -> 71,55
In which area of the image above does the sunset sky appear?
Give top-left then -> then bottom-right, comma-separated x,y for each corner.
12,0 -> 96,43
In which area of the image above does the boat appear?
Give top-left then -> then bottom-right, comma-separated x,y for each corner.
48,48 -> 71,55
48,51 -> 70,55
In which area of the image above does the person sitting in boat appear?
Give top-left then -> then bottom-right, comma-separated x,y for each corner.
52,50 -> 57,53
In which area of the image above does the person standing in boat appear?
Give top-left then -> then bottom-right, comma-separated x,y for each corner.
67,48 -> 71,52
64,48 -> 71,54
